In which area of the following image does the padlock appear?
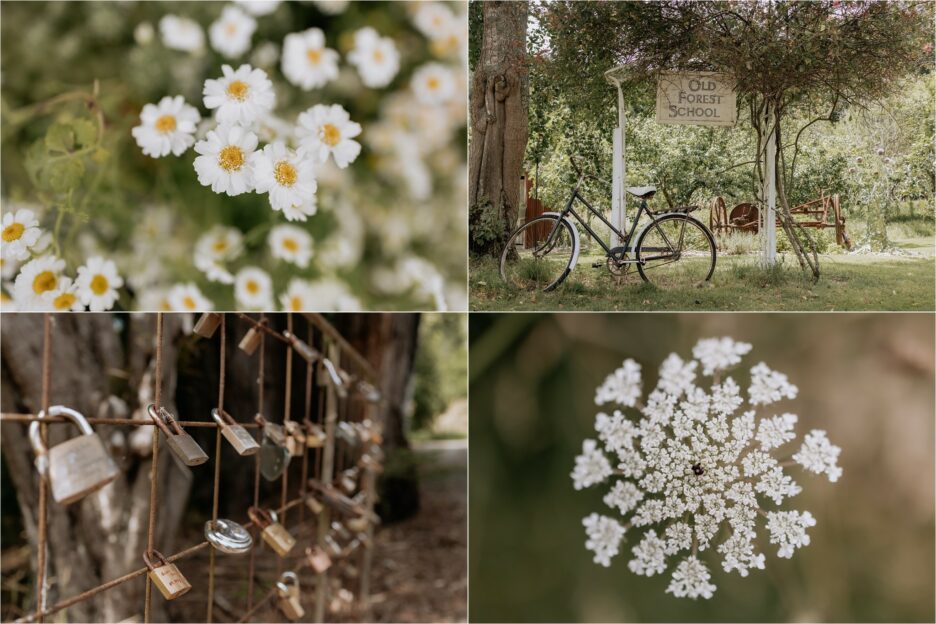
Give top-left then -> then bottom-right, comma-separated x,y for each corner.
358,452 -> 384,474
282,330 -> 320,363
259,421 -> 290,481
321,358 -> 348,398
357,380 -> 381,403
331,520 -> 351,541
144,550 -> 191,600
346,515 -> 369,533
212,408 -> 260,456
148,404 -> 208,466
284,421 -> 306,457
339,468 -> 358,495
336,421 -> 359,448
323,534 -> 343,558
239,327 -> 262,355
305,495 -> 324,514
29,405 -> 119,506
306,546 -> 332,573
248,507 -> 296,557
276,571 -> 305,621
204,518 -> 253,554
304,421 -> 326,448
193,312 -> 222,338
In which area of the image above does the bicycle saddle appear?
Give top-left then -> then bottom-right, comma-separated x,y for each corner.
626,186 -> 656,198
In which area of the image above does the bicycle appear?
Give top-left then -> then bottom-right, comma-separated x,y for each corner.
499,157 -> 717,291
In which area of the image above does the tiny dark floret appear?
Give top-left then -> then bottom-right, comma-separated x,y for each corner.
692,463 -> 704,476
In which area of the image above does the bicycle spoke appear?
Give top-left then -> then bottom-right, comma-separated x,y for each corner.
500,217 -> 576,291
636,216 -> 715,288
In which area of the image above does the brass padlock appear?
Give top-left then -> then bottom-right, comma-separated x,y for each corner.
144,549 -> 191,600
29,405 -> 119,506
259,420 -> 290,481
276,571 -> 304,621
248,507 -> 296,557
346,515 -> 369,533
212,408 -> 260,456
304,421 -> 326,448
284,421 -> 306,457
306,546 -> 332,573
239,327 -> 262,355
282,330 -> 320,363
193,312 -> 222,338
305,495 -> 324,514
148,404 -> 208,466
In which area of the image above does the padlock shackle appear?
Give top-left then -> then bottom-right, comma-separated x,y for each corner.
282,330 -> 321,364
147,404 -> 184,436
29,405 -> 94,458
248,506 -> 275,528
321,358 -> 347,397
278,570 -> 299,588
211,407 -> 235,427
143,549 -> 169,571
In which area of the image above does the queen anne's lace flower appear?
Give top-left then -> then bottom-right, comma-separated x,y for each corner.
572,337 -> 841,599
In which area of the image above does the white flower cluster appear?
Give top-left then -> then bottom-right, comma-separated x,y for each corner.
572,337 -> 842,599
1,207 -> 123,311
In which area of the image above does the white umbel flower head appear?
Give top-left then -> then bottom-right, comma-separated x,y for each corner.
251,141 -> 317,213
203,64 -> 275,126
235,0 -> 281,16
572,337 -> 841,599
167,282 -> 213,312
296,104 -> 362,169
411,63 -> 457,105
282,28 -> 339,90
269,224 -> 313,268
2,209 -> 42,261
347,27 -> 400,88
13,255 -> 65,310
209,5 -> 256,58
234,266 -> 273,310
76,256 -> 123,311
193,124 -> 259,195
159,15 -> 205,53
132,95 -> 201,158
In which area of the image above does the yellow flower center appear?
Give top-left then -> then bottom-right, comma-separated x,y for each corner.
2,222 -> 24,242
427,77 -> 440,91
372,49 -> 384,63
213,240 -> 228,253
155,115 -> 177,134
290,296 -> 302,311
320,123 -> 341,147
225,23 -> 237,36
218,145 -> 245,172
246,279 -> 260,295
90,274 -> 109,295
307,48 -> 322,64
183,296 -> 197,310
282,238 -> 299,252
274,160 -> 298,187
226,80 -> 249,101
33,271 -> 57,295
53,292 -> 77,310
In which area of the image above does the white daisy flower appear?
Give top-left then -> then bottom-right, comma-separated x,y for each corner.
193,124 -> 259,195
167,282 -> 213,312
2,209 -> 42,261
312,0 -> 348,15
305,278 -> 362,311
279,278 -> 315,311
159,15 -> 205,53
76,256 -> 123,311
203,64 -> 275,126
131,95 -> 201,158
234,0 -> 281,16
209,5 -> 256,58
296,104 -> 362,169
233,266 -> 273,310
48,277 -> 83,311
13,255 -> 65,309
282,195 -> 318,222
194,226 -> 242,284
269,224 -> 313,268
347,27 -> 400,88
413,3 -> 457,40
411,62 -> 457,106
282,28 -> 339,90
250,141 -> 317,213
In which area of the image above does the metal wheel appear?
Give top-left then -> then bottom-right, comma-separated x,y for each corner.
635,214 -> 716,287
500,215 -> 577,292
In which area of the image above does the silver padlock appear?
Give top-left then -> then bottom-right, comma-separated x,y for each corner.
29,405 -> 119,505
259,420 -> 290,481
282,330 -> 320,363
148,404 -> 208,466
212,408 -> 260,456
204,518 -> 253,554
321,358 -> 348,398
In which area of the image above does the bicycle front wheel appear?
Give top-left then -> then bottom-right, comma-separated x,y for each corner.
635,214 -> 716,288
500,215 -> 577,292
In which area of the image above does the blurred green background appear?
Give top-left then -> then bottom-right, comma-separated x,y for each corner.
469,313 -> 935,622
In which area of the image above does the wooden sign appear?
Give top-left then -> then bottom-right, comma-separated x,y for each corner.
655,72 -> 737,127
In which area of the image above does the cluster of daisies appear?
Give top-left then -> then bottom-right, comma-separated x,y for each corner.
1,208 -> 124,311
572,337 -> 841,599
122,0 -> 463,311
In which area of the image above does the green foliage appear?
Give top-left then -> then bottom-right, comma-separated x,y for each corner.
411,314 -> 467,432
469,199 -> 507,253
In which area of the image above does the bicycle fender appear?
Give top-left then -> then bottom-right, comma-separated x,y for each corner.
543,211 -> 581,273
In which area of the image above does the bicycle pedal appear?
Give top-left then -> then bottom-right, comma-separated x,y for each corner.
591,262 -> 604,268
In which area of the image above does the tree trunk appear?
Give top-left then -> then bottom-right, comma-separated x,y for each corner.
469,0 -> 529,256
0,313 -> 190,623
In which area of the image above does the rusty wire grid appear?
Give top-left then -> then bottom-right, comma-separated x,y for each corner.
1,312 -> 386,624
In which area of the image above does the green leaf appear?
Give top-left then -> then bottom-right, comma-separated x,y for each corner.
47,157 -> 84,193
72,118 -> 97,148
45,122 -> 75,153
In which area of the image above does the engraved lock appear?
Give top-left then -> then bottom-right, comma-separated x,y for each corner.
148,404 -> 208,466
249,507 -> 296,557
193,312 -> 222,338
29,405 -> 119,506
306,546 -> 332,573
259,420 -> 291,481
144,550 -> 192,600
336,421 -> 359,448
305,495 -> 324,514
212,408 -> 260,456
239,327 -> 262,355
321,358 -> 348,398
276,571 -> 305,621
282,330 -> 320,364
284,421 -> 306,457
304,421 -> 326,448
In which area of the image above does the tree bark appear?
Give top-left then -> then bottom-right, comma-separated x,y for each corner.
469,0 -> 529,256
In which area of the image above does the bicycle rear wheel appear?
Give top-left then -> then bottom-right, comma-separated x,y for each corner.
500,215 -> 577,292
635,214 -> 716,287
